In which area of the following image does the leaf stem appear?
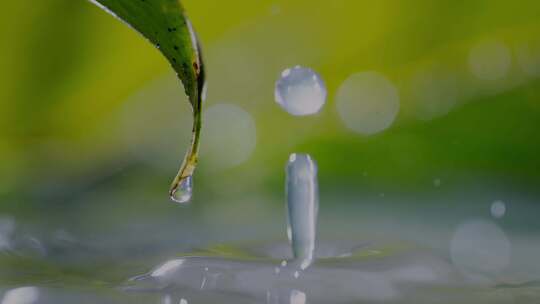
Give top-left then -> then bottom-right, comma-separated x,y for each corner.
169,100 -> 202,198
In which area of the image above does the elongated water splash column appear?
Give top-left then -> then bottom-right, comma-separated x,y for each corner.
286,153 -> 319,270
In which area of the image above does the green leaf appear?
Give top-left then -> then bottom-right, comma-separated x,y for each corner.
89,0 -> 205,202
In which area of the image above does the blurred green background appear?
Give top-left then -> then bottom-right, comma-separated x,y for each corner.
1,0 -> 540,243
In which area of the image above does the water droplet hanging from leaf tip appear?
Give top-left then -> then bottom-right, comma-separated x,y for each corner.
170,176 -> 193,204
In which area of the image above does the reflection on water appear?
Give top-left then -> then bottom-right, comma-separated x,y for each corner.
0,202 -> 539,303
128,242 -> 464,303
120,155 -> 539,303
451,219 -> 511,277
1,170 -> 540,303
1,286 -> 39,304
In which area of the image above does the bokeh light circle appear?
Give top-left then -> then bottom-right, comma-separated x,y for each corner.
468,40 -> 512,81
201,103 -> 257,170
409,70 -> 458,121
516,40 -> 540,77
336,72 -> 400,135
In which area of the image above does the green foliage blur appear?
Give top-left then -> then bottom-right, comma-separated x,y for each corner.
1,0 -> 540,229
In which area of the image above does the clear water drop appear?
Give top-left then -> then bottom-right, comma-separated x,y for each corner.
170,176 -> 193,204
286,153 -> 318,269
491,200 -> 506,219
275,66 -> 327,116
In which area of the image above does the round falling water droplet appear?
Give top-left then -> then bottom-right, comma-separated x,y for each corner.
170,176 -> 193,204
491,200 -> 506,219
275,66 -> 327,116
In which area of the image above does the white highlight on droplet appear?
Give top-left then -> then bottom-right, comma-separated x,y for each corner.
468,40 -> 512,81
300,259 -> 311,270
450,219 -> 510,274
201,103 -> 256,170
336,72 -> 400,135
289,153 -> 297,163
290,289 -> 306,304
1,287 -> 39,304
490,200 -> 507,219
275,66 -> 327,116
